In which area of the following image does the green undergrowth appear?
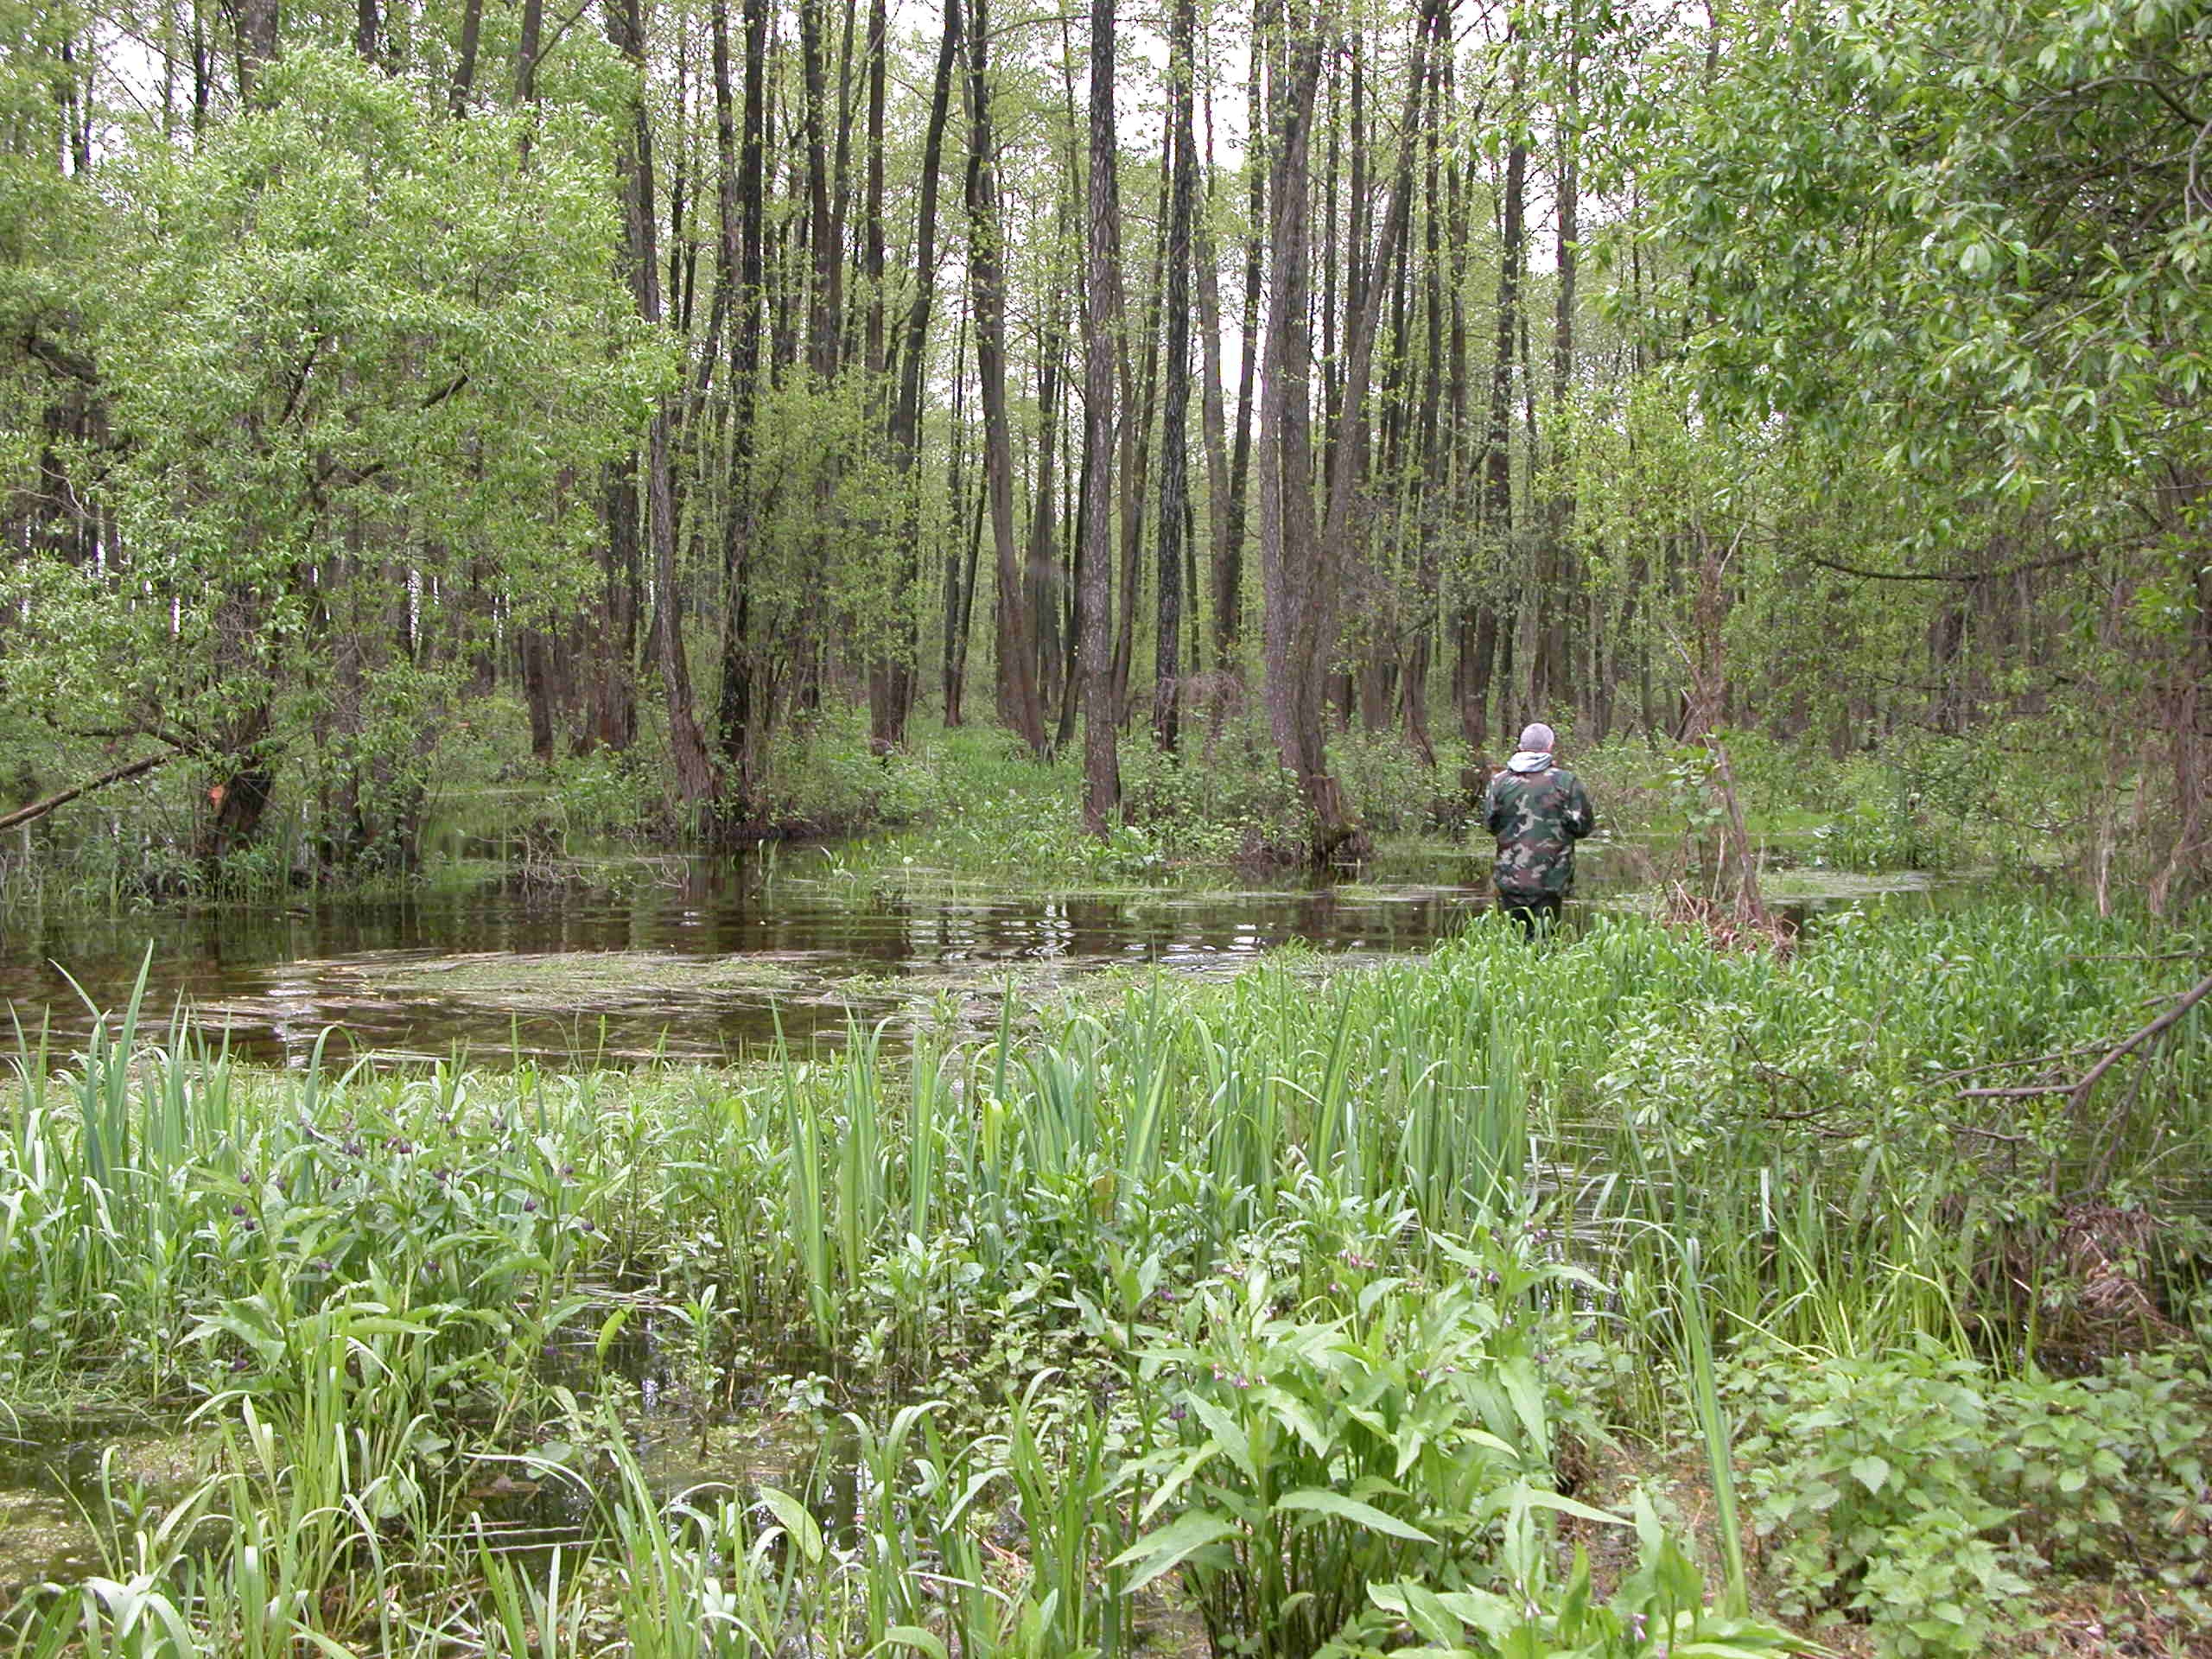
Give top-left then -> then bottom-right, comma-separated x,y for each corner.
1,894 -> 2208,1656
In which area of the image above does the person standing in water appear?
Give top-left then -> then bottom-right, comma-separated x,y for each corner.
1482,722 -> 1596,938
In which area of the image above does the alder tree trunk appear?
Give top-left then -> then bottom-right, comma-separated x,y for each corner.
1080,0 -> 1122,830
965,0 -> 1046,753
1154,0 -> 1199,753
880,0 -> 960,747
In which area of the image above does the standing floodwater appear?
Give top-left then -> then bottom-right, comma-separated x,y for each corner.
0,843 -> 1936,1065
0,849 -> 1499,1065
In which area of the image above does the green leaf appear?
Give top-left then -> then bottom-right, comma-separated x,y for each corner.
757,1485 -> 824,1567
1109,1508 -> 1238,1592
1273,1489 -> 1434,1542
875,1628 -> 950,1659
1850,1454 -> 1891,1494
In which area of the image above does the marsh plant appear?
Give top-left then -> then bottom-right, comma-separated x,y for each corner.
1,893 -> 2206,1655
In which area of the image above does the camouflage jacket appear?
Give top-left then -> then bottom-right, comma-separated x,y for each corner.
1482,753 -> 1596,899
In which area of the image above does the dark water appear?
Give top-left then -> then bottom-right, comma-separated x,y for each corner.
0,842 -> 1936,1069
0,849 -> 1503,1066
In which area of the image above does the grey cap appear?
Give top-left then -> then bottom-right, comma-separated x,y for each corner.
1517,722 -> 1555,753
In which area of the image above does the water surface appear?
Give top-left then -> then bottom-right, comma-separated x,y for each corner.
0,842 -> 1932,1067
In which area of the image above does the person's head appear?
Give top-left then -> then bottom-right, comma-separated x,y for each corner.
1517,721 -> 1555,754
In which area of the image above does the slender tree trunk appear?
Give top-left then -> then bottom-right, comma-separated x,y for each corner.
1400,0 -> 1446,766
1257,7 -> 1353,856
1029,289 -> 1067,711
1113,127 -> 1172,727
714,0 -> 769,811
1154,0 -> 1200,753
879,0 -> 959,747
608,0 -> 715,806
1194,75 -> 1233,685
1471,49 -> 1524,748
1081,0 -> 1122,830
450,0 -> 483,114
1217,0 -> 1268,677
966,0 -> 1046,751
1546,12 -> 1581,725
941,296 -> 971,722
514,0 -> 542,104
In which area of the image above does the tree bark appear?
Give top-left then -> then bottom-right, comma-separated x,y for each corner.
1154,0 -> 1200,753
965,0 -> 1046,752
1217,0 -> 1268,677
609,0 -> 715,809
714,0 -> 770,813
876,0 -> 960,748
1081,0 -> 1122,829
1257,8 -> 1353,857
450,0 -> 483,114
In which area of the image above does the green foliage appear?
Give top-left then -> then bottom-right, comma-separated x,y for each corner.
1734,1341 -> 2212,1653
1119,1249 -> 1592,1659
2,49 -> 646,874
1332,1496 -> 1804,1659
4,893 -> 2209,1652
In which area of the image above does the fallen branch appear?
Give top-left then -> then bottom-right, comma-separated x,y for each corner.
2061,969 -> 2212,1119
0,749 -> 184,833
1955,973 -> 2212,1119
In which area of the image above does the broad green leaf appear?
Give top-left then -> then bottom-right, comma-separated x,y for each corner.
1108,1508 -> 1238,1592
1273,1489 -> 1434,1543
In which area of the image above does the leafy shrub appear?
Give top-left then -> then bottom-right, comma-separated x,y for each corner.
760,702 -> 931,830
542,747 -> 658,843
1733,1339 -> 2212,1653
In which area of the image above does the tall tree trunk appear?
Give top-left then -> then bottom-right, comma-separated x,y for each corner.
1547,10 -> 1580,727
1194,74 -> 1234,685
1400,0 -> 1446,766
1029,283 -> 1067,711
237,0 -> 277,97
1217,0 -> 1269,678
1257,8 -> 1352,856
714,0 -> 769,811
1112,127 -> 1172,727
941,295 -> 971,722
450,0 -> 483,114
1081,0 -> 1122,830
1154,0 -> 1199,753
878,0 -> 958,747
966,0 -> 1046,751
609,0 -> 715,807
514,0 -> 543,104
1469,49 -> 1524,749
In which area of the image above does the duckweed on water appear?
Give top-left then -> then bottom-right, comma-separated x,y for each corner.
1,895 -> 2207,1656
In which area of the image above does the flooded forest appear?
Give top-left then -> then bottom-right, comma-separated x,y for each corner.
2,0 -> 2210,1652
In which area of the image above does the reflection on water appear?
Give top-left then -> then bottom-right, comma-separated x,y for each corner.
0,842 -> 1935,1069
0,849 -> 1503,1066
